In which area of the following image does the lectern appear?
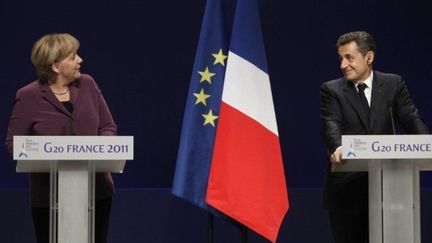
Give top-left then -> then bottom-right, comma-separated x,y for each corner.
13,136 -> 134,243
334,135 -> 432,243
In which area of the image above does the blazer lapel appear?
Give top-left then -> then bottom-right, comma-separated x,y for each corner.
69,80 -> 81,109
343,80 -> 369,129
40,84 -> 72,117
369,72 -> 385,130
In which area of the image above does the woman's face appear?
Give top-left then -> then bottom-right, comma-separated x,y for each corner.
53,52 -> 83,83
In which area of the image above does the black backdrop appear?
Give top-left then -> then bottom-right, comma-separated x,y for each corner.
1,0 -> 432,190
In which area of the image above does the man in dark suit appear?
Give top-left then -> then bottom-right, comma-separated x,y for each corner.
320,31 -> 429,243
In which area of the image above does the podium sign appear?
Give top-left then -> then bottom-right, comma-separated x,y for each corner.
342,135 -> 432,159
13,136 -> 133,160
13,136 -> 133,243
333,135 -> 432,243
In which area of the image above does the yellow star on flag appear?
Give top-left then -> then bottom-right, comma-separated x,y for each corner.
193,88 -> 211,106
198,67 -> 215,84
212,49 -> 228,66
202,109 -> 218,127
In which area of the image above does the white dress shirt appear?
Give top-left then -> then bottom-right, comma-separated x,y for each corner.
354,71 -> 373,107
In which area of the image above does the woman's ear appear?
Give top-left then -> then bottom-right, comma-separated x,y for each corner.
51,63 -> 60,74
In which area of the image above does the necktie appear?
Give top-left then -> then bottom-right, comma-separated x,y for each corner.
357,83 -> 370,121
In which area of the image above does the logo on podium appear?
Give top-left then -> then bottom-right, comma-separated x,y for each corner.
347,141 -> 356,157
18,143 -> 28,158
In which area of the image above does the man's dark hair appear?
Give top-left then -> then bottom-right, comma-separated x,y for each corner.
337,31 -> 376,56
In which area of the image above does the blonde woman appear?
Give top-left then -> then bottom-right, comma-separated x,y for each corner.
5,33 -> 116,243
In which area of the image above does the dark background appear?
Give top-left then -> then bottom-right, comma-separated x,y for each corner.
1,0 -> 432,190
2,0 -> 432,242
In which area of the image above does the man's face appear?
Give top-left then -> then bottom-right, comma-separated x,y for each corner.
338,41 -> 373,83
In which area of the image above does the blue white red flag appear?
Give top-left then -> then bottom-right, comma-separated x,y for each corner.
173,0 -> 289,241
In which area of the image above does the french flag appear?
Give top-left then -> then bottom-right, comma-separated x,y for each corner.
206,0 -> 289,242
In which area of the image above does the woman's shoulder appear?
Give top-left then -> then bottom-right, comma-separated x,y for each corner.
78,73 -> 95,82
16,80 -> 43,97
77,74 -> 100,89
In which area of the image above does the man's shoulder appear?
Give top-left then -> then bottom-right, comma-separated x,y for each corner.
325,77 -> 345,84
374,71 -> 402,82
322,71 -> 402,88
322,77 -> 347,90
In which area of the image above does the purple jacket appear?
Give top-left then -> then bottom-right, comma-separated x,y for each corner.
5,74 -> 117,207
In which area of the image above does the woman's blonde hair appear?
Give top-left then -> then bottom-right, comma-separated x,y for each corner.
31,33 -> 80,83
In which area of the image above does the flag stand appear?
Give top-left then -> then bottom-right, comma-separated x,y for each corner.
241,225 -> 248,243
208,213 -> 248,243
230,218 -> 249,243
208,213 -> 214,243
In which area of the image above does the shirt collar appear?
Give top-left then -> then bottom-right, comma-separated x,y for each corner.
355,71 -> 373,89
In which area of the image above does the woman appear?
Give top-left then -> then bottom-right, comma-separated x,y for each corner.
5,33 -> 116,243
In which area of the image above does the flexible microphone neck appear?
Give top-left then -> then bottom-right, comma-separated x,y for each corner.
387,101 -> 396,135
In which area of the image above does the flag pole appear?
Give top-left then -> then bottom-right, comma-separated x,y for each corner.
208,212 -> 214,243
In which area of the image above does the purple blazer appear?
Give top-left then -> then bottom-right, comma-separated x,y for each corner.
5,74 -> 117,207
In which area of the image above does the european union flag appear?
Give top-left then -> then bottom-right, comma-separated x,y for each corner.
171,0 -> 236,212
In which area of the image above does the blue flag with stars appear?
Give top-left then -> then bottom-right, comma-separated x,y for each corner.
172,0 -> 236,212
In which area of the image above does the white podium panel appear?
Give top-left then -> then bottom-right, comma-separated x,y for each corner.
333,135 -> 431,243
13,136 -> 133,243
16,160 -> 126,173
58,161 -> 89,243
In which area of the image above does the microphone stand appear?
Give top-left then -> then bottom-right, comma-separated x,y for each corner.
388,103 -> 396,135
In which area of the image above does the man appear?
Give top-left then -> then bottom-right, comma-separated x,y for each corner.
320,31 -> 429,243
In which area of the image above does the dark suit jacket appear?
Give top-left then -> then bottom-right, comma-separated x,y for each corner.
5,74 -> 117,207
320,71 -> 429,212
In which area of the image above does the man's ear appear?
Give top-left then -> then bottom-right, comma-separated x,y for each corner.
366,51 -> 375,65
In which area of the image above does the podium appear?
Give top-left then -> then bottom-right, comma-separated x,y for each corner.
333,135 -> 432,243
13,136 -> 134,243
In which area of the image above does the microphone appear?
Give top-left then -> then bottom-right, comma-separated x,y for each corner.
387,101 -> 396,135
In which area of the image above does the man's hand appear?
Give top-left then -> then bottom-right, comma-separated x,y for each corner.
330,147 -> 343,164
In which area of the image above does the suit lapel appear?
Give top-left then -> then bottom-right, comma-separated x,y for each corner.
343,80 -> 369,129
369,72 -> 384,130
40,83 -> 72,117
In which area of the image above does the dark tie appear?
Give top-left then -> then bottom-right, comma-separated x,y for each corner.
357,83 -> 370,121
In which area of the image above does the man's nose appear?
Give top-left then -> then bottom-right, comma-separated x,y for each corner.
340,58 -> 348,70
